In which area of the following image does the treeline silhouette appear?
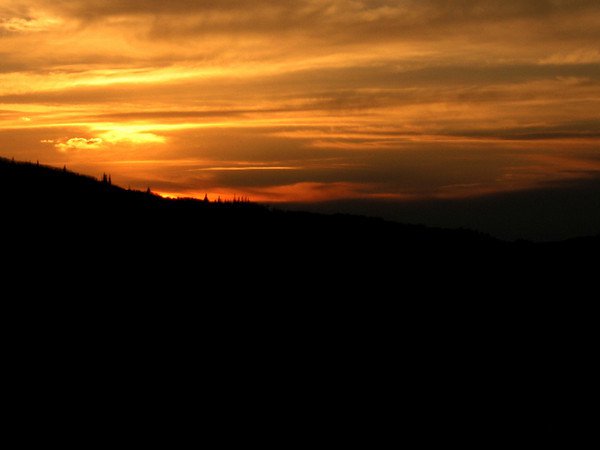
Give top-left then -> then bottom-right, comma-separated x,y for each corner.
2,156 -> 599,286
3,155 -> 597,366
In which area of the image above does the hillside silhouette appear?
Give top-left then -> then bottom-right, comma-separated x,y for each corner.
2,156 -> 599,284
3,152 -> 599,362
1,158 -> 500,240
6,157 -> 594,423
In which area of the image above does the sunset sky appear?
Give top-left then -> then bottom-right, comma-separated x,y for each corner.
1,0 -> 599,205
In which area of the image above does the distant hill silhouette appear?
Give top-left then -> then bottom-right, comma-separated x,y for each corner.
2,156 -> 599,287
2,157 -> 596,363
0,158 -> 500,242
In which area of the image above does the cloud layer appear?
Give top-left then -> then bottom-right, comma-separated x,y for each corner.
1,0 -> 599,202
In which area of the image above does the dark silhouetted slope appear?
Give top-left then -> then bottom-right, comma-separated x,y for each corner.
2,157 -> 596,367
1,157 -> 501,248
2,157 -> 598,288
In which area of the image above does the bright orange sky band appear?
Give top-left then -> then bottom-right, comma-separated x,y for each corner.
1,0 -> 599,202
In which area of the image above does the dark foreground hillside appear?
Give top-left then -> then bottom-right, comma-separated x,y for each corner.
2,157 -> 595,372
2,159 -> 492,250
1,157 -> 598,287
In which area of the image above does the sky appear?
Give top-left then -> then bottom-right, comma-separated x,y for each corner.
1,0 -> 599,229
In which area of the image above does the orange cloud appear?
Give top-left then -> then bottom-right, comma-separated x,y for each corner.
49,137 -> 103,152
1,0 -> 599,204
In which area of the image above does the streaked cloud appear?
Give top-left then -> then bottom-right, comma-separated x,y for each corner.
0,0 -> 599,202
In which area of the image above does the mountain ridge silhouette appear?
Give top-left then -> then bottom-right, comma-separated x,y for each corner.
1,156 -> 501,243
3,155 -> 598,346
2,156 -> 599,285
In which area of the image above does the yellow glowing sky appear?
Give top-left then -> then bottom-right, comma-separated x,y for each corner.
1,0 -> 599,202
